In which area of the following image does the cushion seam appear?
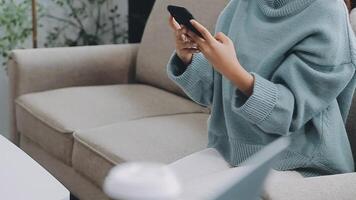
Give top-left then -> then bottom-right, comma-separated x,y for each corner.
17,105 -> 74,165
73,112 -> 208,135
14,84 -> 207,134
72,112 -> 211,166
15,98 -> 71,133
73,134 -> 118,165
16,97 -> 207,140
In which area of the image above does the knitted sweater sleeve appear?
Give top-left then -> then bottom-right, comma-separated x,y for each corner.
166,50 -> 214,107
231,8 -> 356,136
232,60 -> 355,135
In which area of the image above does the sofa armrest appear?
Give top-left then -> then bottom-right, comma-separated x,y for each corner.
8,43 -> 139,144
8,43 -> 139,95
264,172 -> 356,200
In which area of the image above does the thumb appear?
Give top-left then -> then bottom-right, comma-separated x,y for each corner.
215,32 -> 229,44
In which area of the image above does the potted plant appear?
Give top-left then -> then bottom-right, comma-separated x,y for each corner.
0,0 -> 34,138
44,0 -> 128,47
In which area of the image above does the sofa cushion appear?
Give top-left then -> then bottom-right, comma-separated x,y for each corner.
135,0 -> 229,98
72,113 -> 209,187
167,146 -> 302,200
15,84 -> 208,165
177,168 -> 302,200
262,172 -> 356,200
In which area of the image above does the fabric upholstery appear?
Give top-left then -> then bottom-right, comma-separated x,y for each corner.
264,172 -> 356,200
135,0 -> 229,98
19,135 -> 111,200
15,84 -> 208,164
72,140 -> 115,191
16,104 -> 74,165
168,148 -> 233,183
168,147 -> 303,200
72,113 -> 209,187
8,44 -> 139,145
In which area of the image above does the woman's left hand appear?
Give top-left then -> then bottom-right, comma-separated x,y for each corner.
186,19 -> 241,76
187,19 -> 255,96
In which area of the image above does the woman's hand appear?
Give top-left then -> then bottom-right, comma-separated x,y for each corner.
186,19 -> 241,76
168,15 -> 201,65
187,19 -> 254,96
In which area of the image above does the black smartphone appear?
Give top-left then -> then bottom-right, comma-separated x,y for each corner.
167,5 -> 204,38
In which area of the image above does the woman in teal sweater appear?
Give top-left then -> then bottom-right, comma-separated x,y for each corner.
166,0 -> 356,179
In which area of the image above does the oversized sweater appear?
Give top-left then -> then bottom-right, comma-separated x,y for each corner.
166,0 -> 356,177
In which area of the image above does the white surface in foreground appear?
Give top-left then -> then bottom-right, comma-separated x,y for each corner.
0,135 -> 69,200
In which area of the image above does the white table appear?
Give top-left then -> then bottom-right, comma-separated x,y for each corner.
0,135 -> 69,200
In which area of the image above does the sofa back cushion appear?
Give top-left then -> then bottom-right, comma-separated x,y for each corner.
135,0 -> 228,98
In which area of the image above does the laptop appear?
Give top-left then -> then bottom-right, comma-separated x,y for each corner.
177,136 -> 291,200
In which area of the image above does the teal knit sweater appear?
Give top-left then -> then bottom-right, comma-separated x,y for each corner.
166,0 -> 356,177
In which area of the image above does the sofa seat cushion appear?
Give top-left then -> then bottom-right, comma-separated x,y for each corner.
72,113 -> 209,187
15,84 -> 208,165
177,168 -> 303,200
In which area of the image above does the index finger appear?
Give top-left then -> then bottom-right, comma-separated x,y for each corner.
190,19 -> 215,44
168,15 -> 181,31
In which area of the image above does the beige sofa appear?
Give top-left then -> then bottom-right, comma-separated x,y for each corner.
8,0 -> 356,200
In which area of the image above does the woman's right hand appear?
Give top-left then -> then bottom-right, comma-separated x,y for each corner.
168,15 -> 200,66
